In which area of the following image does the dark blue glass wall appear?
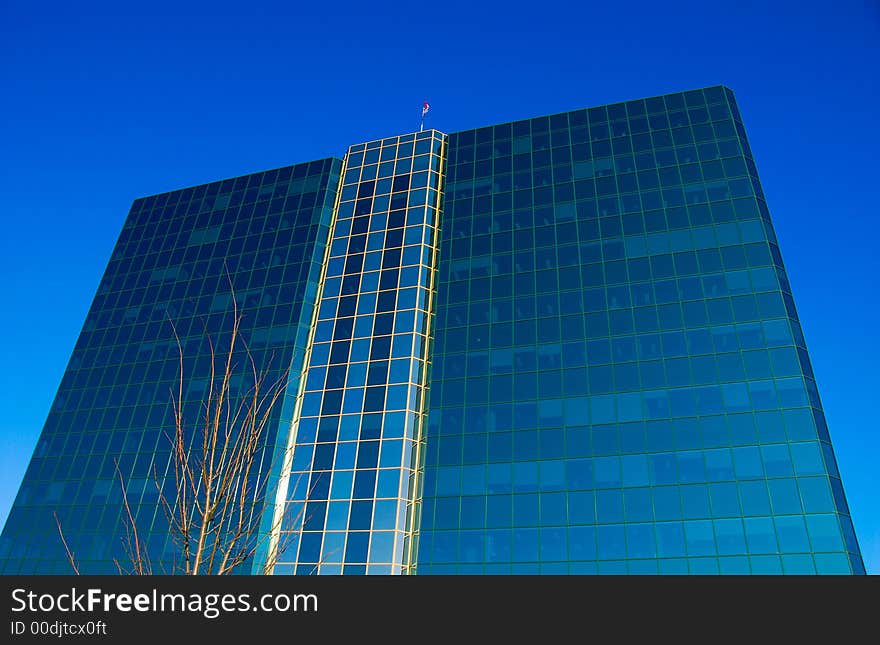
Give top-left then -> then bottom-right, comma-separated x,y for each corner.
417,86 -> 864,574
0,158 -> 341,574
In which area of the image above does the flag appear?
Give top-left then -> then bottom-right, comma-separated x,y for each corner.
421,101 -> 430,118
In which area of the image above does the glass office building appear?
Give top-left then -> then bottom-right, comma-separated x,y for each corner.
0,86 -> 865,575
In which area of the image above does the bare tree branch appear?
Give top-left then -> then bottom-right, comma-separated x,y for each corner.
53,512 -> 80,575
56,276 -> 313,575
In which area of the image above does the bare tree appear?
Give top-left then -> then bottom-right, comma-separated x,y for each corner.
58,288 -> 306,575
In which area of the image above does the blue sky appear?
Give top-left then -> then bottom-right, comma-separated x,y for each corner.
0,0 -> 877,572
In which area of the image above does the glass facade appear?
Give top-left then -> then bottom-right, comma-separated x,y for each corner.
0,86 -> 865,575
269,130 -> 446,574
0,159 -> 342,574
417,86 -> 863,575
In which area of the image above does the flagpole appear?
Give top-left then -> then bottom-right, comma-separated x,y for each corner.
420,101 -> 429,132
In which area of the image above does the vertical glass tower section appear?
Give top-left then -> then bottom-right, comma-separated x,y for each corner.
418,86 -> 864,574
272,130 -> 446,574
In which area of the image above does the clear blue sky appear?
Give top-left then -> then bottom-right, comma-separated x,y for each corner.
1,0 -> 877,572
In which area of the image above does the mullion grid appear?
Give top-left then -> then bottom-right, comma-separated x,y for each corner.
3,160 -> 338,574
283,131 -> 443,574
419,88 -> 848,575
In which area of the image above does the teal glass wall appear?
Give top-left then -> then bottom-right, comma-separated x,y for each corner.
417,86 -> 864,574
0,158 -> 341,574
271,130 -> 445,575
